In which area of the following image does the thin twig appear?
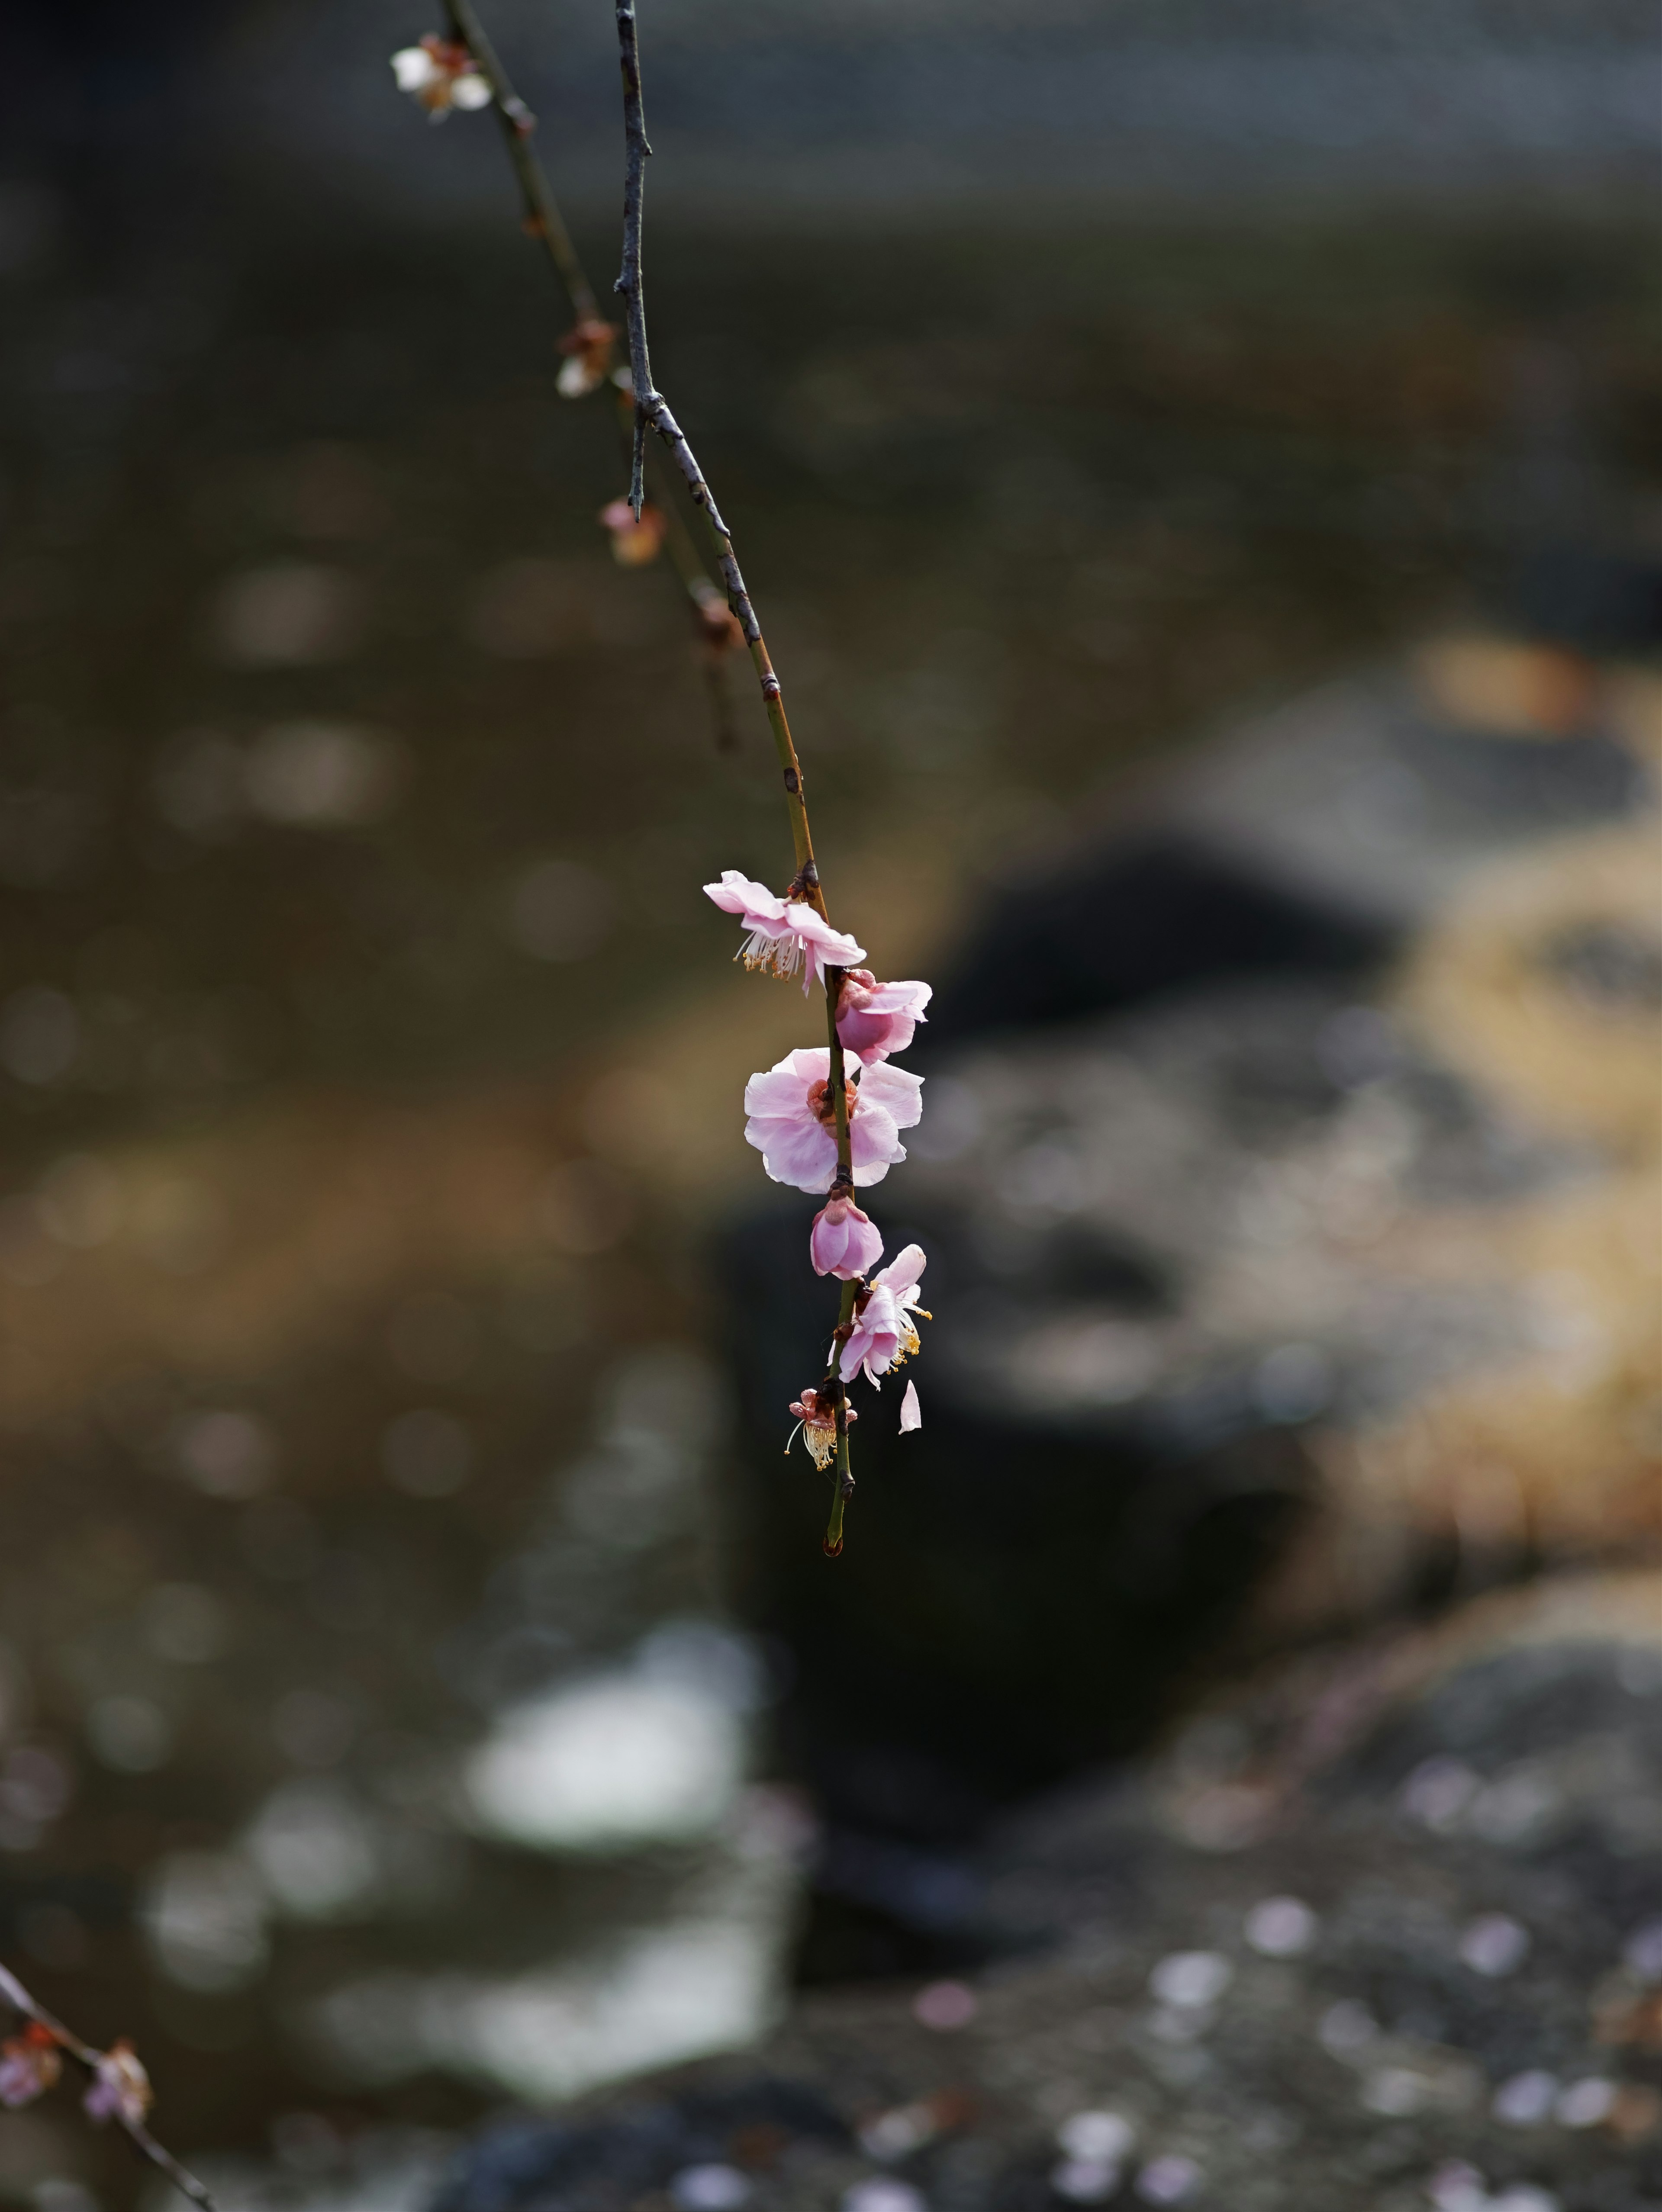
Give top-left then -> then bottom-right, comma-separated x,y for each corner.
613,0 -> 653,519
612,0 -> 820,891
0,1963 -> 219,2212
439,0 -> 602,326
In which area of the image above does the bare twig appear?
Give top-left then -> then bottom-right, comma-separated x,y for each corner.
612,0 -> 820,890
0,1963 -> 218,2212
612,0 -> 861,1551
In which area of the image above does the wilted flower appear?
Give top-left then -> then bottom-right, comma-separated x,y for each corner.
810,1194 -> 883,1279
0,2023 -> 61,2107
391,36 -> 492,118
787,1385 -> 857,1471
557,319 -> 618,399
744,1048 -> 921,1192
836,972 -> 931,1064
84,2038 -> 151,2127
900,1379 -> 922,1431
704,871 -> 866,993
598,498 -> 668,567
840,1243 -> 930,1385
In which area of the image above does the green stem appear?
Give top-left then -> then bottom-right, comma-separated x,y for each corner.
821,1278 -> 860,1558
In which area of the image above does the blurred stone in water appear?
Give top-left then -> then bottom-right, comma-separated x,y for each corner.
380,1408 -> 473,1498
210,564 -> 362,667
0,1746 -> 73,1853
244,722 -> 403,829
383,1291 -> 480,1384
1242,1894 -> 1317,1958
912,1979 -> 977,2030
669,2165 -> 751,2211
270,1688 -> 354,1768
465,1666 -> 746,1852
1491,2069 -> 1557,2125
1555,2077 -> 1617,2128
0,987 -> 79,1086
36,1154 -> 123,1248
167,1408 -> 275,1498
1401,1754 -> 1480,1832
238,1496 -> 318,1582
16,1901 -> 87,1972
151,732 -> 251,841
1624,1918 -> 1662,1981
1147,1950 -> 1232,2010
536,1159 -> 632,1256
465,559 -> 598,659
140,1582 -> 229,1665
130,1176 -> 228,1276
309,1807 -> 798,2099
505,858 -> 617,963
244,1778 -> 380,1920
141,1850 -> 270,1991
0,1196 -> 60,1288
85,1693 -> 172,1773
1458,1912 -> 1531,1978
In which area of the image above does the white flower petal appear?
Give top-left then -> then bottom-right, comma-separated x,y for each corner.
392,47 -> 440,90
900,1380 -> 922,1431
703,870 -> 786,921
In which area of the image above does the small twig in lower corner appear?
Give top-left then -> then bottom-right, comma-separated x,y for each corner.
0,1962 -> 219,2212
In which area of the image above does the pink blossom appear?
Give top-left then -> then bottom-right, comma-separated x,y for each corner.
809,1195 -> 883,1279
83,2039 -> 151,2127
840,1243 -> 930,1385
787,1385 -> 857,1471
0,2024 -> 61,2107
835,971 -> 931,1064
900,1379 -> 922,1432
744,1049 -> 921,1193
704,871 -> 865,993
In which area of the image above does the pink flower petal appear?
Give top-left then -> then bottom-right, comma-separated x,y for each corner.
875,1243 -> 927,1299
860,1062 -> 924,1129
847,1097 -> 902,1184
703,870 -> 786,922
900,1380 -> 922,1431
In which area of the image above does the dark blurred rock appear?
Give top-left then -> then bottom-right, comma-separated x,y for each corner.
428,1584 -> 1662,2212
715,669 -> 1655,1920
433,2077 -> 849,2212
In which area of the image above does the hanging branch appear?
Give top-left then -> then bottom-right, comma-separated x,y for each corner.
612,2 -> 818,887
395,1 -> 934,1554
0,1962 -> 218,2212
612,0 -> 870,1553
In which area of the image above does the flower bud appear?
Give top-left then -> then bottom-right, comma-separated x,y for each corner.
809,1196 -> 883,1280
83,2038 -> 152,2126
835,972 -> 931,1065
